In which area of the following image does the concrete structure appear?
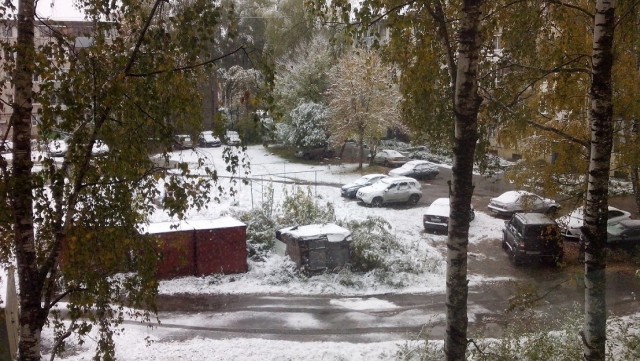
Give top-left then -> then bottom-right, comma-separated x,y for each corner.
276,223 -> 352,274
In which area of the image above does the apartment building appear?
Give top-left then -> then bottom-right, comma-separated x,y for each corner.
1,20 -> 94,138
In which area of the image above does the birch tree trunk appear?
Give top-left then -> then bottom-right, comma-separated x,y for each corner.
582,0 -> 615,360
445,0 -> 483,360
11,1 -> 48,360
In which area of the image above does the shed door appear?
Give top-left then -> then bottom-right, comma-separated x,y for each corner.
307,238 -> 328,271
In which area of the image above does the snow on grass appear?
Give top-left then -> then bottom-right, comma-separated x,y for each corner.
152,145 -> 514,297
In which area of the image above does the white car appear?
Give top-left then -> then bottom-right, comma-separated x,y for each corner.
47,139 -> 69,157
558,206 -> 631,241
356,176 -> 422,207
0,140 -> 12,153
423,197 -> 475,232
91,140 -> 109,156
198,131 -> 222,147
341,174 -> 388,198
225,130 -> 241,146
488,190 -> 560,217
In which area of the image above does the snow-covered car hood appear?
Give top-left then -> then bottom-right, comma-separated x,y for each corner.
388,168 -> 411,177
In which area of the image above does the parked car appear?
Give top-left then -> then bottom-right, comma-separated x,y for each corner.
295,146 -> 335,160
173,134 -> 193,150
423,198 -> 475,232
488,190 -> 560,217
224,130 -> 241,146
0,140 -> 12,153
605,220 -> 640,250
91,140 -> 109,156
502,213 -> 563,266
558,206 -> 631,241
389,160 -> 439,180
341,174 -> 388,198
198,131 -> 222,147
356,176 -> 422,207
372,149 -> 409,167
47,139 -> 69,157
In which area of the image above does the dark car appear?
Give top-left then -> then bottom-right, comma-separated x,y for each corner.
389,160 -> 439,180
340,174 -> 388,198
606,220 -> 640,250
502,213 -> 563,266
295,146 -> 335,160
198,131 -> 222,147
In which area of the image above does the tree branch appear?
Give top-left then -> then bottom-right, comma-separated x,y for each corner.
545,0 -> 594,19
125,46 -> 247,77
124,0 -> 167,75
49,320 -> 77,361
479,86 -> 590,149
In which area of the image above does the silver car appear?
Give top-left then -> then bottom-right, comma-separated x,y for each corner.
356,176 -> 422,207
372,149 -> 409,167
341,174 -> 388,198
557,206 -> 631,241
488,190 -> 559,217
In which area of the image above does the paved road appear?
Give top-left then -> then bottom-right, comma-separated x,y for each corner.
143,239 -> 640,343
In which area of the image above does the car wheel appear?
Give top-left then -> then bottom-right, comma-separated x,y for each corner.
408,194 -> 420,206
510,251 -> 523,266
384,160 -> 390,167
546,206 -> 559,217
549,251 -> 563,267
372,197 -> 383,207
470,210 -> 475,221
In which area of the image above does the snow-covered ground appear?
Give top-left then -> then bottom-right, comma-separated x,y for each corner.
34,145 -> 535,360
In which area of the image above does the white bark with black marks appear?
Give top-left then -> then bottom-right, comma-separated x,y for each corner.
445,1 -> 483,360
582,0 -> 615,360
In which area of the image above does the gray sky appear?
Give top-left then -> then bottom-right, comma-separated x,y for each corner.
37,0 -> 85,20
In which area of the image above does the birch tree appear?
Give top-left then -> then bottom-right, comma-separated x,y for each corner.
325,49 -> 402,170
582,1 -> 615,359
1,1 -> 242,359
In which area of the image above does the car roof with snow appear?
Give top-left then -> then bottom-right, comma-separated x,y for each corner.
425,198 -> 450,217
403,160 -> 437,167
492,190 -> 532,202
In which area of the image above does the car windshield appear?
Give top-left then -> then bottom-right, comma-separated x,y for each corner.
384,150 -> 404,158
201,133 -> 216,141
354,177 -> 372,185
369,179 -> 393,190
607,223 -> 626,236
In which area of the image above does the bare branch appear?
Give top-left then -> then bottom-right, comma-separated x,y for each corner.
49,320 -> 77,361
614,0 -> 640,28
125,46 -> 247,77
124,0 -> 167,74
479,86 -> 590,149
545,0 -> 594,19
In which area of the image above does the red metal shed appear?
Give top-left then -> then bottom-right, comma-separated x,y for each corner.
143,217 -> 247,279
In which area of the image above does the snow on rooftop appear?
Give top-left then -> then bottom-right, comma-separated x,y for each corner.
142,217 -> 245,234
